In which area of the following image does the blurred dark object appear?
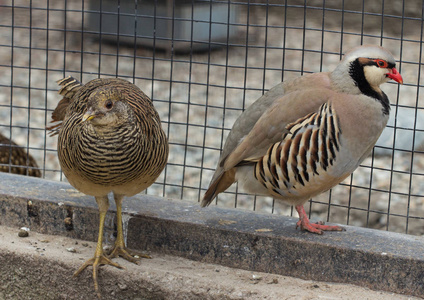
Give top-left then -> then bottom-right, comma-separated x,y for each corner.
88,0 -> 239,51
0,133 -> 41,177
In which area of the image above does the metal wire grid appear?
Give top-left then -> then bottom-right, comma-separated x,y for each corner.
1,0 -> 424,235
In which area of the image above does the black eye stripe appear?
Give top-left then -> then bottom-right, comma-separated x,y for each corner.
387,62 -> 396,68
363,59 -> 395,69
377,61 -> 395,68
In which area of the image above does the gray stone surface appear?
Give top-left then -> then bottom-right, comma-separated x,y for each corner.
1,226 -> 415,300
1,172 -> 424,298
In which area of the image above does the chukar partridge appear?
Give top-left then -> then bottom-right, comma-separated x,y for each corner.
48,76 -> 169,297
0,132 -> 41,177
201,45 -> 403,234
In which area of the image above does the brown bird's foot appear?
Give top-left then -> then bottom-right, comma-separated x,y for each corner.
74,254 -> 123,298
107,244 -> 151,263
110,195 -> 152,264
295,205 -> 345,235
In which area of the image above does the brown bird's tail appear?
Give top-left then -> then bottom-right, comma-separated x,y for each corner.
200,168 -> 236,207
57,76 -> 82,98
47,76 -> 82,136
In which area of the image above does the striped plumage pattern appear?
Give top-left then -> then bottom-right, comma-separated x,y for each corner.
59,121 -> 159,186
57,76 -> 82,98
0,132 -> 41,177
51,76 -> 168,195
254,102 -> 341,198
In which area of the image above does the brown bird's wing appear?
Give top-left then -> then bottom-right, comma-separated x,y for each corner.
201,73 -> 333,207
46,76 -> 82,136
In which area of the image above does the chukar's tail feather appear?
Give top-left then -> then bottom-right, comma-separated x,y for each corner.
201,169 -> 236,207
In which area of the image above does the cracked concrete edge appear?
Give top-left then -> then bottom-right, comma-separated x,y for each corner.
1,172 -> 424,298
0,226 -> 272,300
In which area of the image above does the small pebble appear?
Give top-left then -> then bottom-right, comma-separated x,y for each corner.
64,217 -> 73,230
18,227 -> 30,238
82,242 -> 89,247
251,274 -> 262,280
250,274 -> 263,284
66,247 -> 77,253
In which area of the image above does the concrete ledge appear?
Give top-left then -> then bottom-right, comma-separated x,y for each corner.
1,173 -> 424,298
1,226 -> 412,300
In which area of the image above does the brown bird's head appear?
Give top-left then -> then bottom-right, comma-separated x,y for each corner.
82,87 -> 132,126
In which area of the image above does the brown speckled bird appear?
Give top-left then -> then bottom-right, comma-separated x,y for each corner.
48,76 -> 169,297
0,132 -> 41,177
201,45 -> 403,234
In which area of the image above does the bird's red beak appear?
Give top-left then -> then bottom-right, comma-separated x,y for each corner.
387,67 -> 403,84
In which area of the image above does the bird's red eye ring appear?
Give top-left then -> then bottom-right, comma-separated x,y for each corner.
105,100 -> 113,109
374,59 -> 389,68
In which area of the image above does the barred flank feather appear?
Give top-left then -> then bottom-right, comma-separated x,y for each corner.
254,103 -> 341,198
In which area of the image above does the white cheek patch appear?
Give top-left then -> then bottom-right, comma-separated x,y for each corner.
363,66 -> 388,87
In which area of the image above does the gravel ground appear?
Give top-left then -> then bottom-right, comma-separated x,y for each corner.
1,1 -> 424,235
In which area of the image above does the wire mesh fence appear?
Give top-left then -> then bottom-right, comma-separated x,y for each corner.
1,0 -> 424,235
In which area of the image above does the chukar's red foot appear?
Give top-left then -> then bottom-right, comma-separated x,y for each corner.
295,205 -> 345,234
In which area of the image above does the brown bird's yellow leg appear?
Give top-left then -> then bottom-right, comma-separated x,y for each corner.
73,196 -> 123,298
107,194 -> 151,263
295,205 -> 345,235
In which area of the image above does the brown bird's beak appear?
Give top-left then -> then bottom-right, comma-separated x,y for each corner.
387,67 -> 403,84
82,109 -> 96,122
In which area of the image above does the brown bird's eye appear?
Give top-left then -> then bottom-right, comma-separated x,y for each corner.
374,59 -> 389,68
105,100 -> 113,109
